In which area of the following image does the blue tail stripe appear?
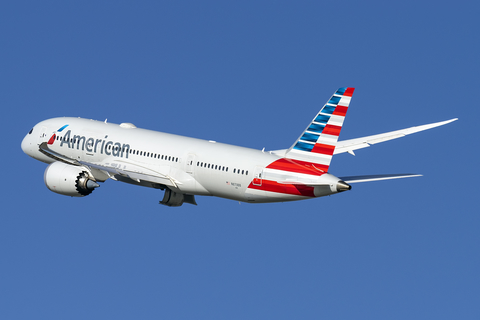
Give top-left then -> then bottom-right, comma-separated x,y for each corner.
328,96 -> 341,105
320,105 -> 336,115
294,141 -> 315,152
315,114 -> 330,123
300,132 -> 320,143
307,123 -> 325,133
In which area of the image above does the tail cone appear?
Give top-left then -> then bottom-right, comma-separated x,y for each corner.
336,180 -> 351,192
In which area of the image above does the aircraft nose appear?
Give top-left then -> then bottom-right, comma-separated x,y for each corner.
21,133 -> 32,155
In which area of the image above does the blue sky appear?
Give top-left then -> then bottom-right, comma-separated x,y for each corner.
1,1 -> 479,319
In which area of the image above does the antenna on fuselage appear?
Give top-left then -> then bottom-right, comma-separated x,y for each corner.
104,119 -> 107,123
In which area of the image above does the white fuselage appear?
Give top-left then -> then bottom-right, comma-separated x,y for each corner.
21,117 -> 346,203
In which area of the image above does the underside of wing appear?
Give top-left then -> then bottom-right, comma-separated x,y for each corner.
79,160 -> 180,188
334,118 -> 458,155
39,142 -> 79,165
339,173 -> 422,183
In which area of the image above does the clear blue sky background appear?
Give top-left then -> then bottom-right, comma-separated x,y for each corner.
1,1 -> 479,319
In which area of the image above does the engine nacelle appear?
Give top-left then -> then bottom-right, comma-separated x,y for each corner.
159,189 -> 197,207
44,162 -> 99,197
160,189 -> 185,207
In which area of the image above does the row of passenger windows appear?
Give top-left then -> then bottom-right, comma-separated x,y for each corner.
56,136 -> 247,173
196,161 -> 248,175
129,149 -> 178,162
233,168 -> 248,175
56,135 -> 178,162
197,162 -> 228,172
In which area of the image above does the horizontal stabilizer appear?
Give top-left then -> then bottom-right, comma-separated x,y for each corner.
334,118 -> 458,155
339,173 -> 422,183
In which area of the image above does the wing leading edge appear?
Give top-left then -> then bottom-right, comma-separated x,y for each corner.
334,118 -> 458,155
339,173 -> 422,183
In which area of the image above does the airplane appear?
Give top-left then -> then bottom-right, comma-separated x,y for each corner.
21,87 -> 457,207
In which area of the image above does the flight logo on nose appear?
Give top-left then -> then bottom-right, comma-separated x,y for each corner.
47,124 -> 69,145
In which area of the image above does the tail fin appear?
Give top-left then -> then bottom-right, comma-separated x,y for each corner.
285,87 -> 355,172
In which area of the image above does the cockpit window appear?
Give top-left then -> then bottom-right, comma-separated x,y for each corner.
28,128 -> 33,134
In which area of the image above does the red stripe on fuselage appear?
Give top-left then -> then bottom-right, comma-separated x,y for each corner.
267,158 -> 328,175
248,180 -> 315,197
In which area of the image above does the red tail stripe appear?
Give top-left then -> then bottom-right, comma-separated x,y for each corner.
322,124 -> 342,136
248,180 -> 315,197
332,105 -> 348,117
343,87 -> 355,97
311,143 -> 335,156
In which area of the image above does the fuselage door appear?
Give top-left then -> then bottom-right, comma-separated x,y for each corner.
186,153 -> 196,174
253,166 -> 263,186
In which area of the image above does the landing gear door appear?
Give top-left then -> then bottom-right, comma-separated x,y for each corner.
186,154 -> 196,174
253,166 -> 263,186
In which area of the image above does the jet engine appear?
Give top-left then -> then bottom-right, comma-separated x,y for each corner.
160,189 -> 197,207
44,162 -> 100,197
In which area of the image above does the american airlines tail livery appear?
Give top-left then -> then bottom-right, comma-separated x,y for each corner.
21,88 -> 457,207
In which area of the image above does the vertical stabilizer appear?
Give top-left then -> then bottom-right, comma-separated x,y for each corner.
285,87 -> 354,172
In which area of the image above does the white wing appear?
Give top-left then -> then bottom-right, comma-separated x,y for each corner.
334,118 -> 458,155
339,173 -> 422,183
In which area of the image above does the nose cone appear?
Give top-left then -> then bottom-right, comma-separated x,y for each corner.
21,134 -> 30,155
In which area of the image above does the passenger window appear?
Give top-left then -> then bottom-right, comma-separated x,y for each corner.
246,171 -> 248,175
233,169 -> 236,173
242,170 -> 244,175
